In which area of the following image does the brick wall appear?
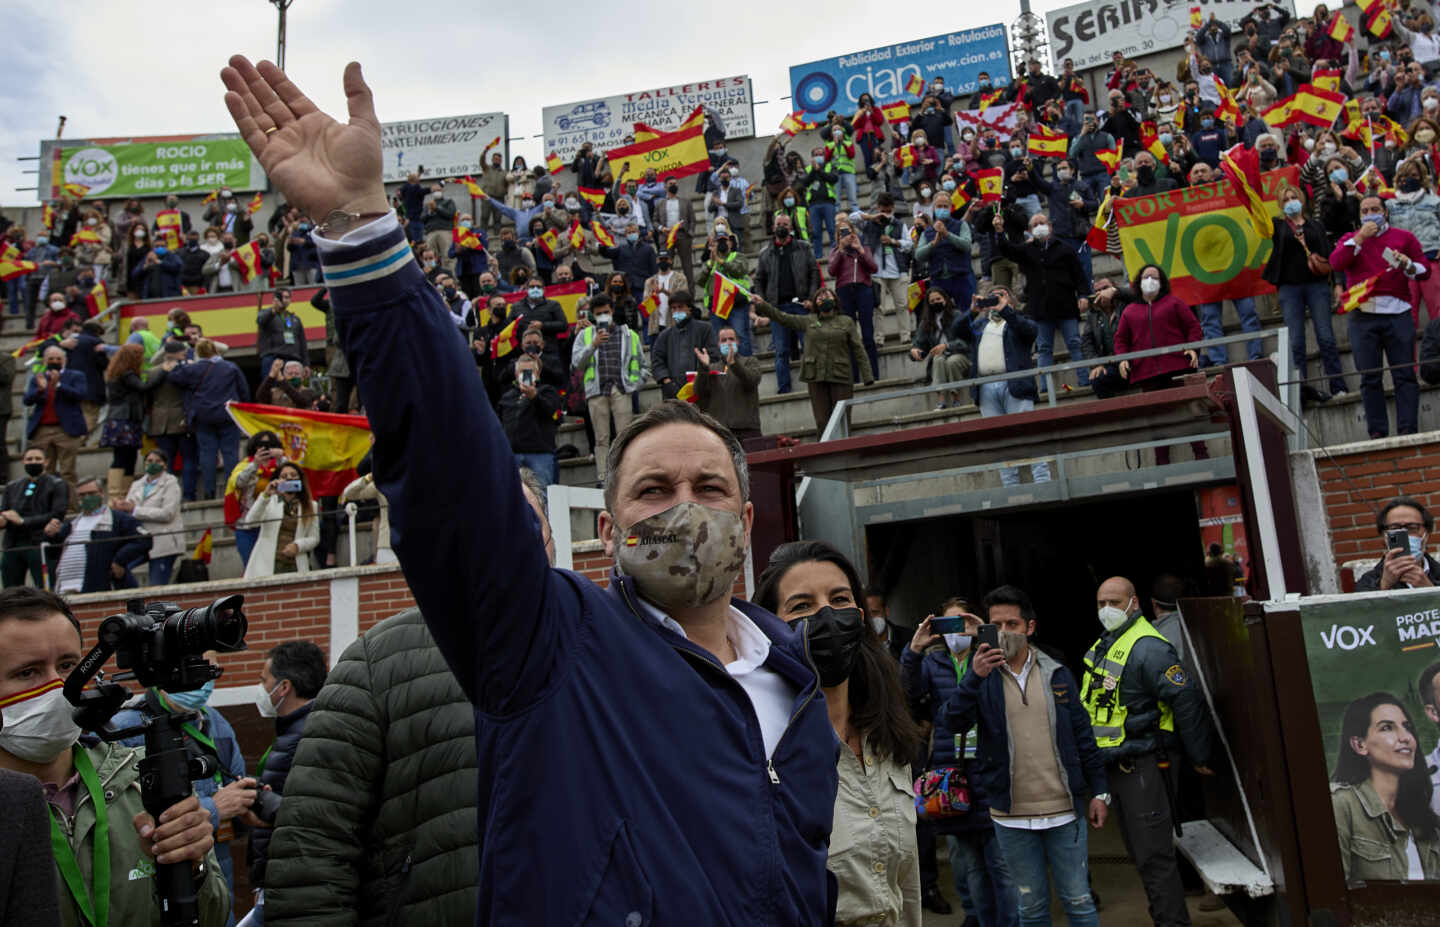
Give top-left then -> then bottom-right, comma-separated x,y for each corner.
1312,435 -> 1440,585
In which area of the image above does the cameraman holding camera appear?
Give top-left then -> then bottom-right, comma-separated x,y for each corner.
0,588 -> 229,925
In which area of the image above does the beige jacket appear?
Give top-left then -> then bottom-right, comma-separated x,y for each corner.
126,472 -> 186,560
342,473 -> 395,564
830,744 -> 922,927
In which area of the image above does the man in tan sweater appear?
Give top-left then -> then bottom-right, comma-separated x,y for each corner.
947,585 -> 1109,927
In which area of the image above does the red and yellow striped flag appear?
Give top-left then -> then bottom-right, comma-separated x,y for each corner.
1095,142 -> 1123,174
904,73 -> 925,96
247,191 -> 264,215
226,402 -> 373,497
1190,5 -> 1203,28
638,291 -> 659,321
192,528 -> 213,564
1220,144 -> 1273,240
708,272 -> 750,321
461,175 -> 487,198
675,370 -> 700,404
978,90 -> 1005,114
452,215 -> 485,251
1027,125 -> 1067,159
664,223 -> 681,251
906,279 -> 928,313
1140,121 -> 1171,164
976,168 -> 1004,203
1365,6 -> 1394,38
230,240 -> 264,283
1313,68 -> 1342,92
951,187 -> 971,212
577,187 -> 607,208
62,183 -> 89,198
895,145 -> 918,168
636,105 -> 705,142
490,317 -> 522,358
1328,11 -> 1355,42
1088,189 -> 1114,250
86,281 -> 108,317
547,152 -> 565,174
779,112 -> 808,137
201,189 -> 219,205
1215,80 -> 1242,126
1289,84 -> 1346,128
1337,276 -> 1378,314
1262,96 -> 1296,128
69,227 -> 103,248
42,205 -> 54,230
568,221 -> 585,250
533,228 -> 560,260
0,253 -> 37,282
155,209 -> 183,250
880,100 -> 910,123
591,221 -> 616,249
481,135 -> 502,158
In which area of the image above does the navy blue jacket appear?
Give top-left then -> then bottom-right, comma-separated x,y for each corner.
969,305 -> 1038,401
1029,173 -> 1096,243
23,368 -> 88,438
67,333 -> 110,403
167,358 -> 250,429
324,216 -> 839,926
46,507 -> 151,593
249,701 -> 312,887
598,241 -> 658,293
945,648 -> 1107,816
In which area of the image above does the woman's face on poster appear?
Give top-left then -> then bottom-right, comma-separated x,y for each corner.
1351,703 -> 1419,775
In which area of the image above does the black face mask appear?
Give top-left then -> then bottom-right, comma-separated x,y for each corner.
790,606 -> 866,687
523,344 -> 542,356
1259,149 -> 1278,163
1137,166 -> 1156,184
658,260 -> 671,270
24,463 -> 44,478
667,184 -> 678,194
503,240 -> 517,250
46,362 -> 64,371
443,286 -> 457,300
1401,177 -> 1424,193
817,301 -> 837,316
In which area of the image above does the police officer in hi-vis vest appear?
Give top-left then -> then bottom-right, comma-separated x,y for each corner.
1082,576 -> 1214,927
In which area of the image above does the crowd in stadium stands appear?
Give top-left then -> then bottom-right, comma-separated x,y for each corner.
13,16 -> 1440,927
1,12 -> 1440,578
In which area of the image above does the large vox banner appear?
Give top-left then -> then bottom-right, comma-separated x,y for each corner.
1298,590 -> 1440,881
1113,166 -> 1296,306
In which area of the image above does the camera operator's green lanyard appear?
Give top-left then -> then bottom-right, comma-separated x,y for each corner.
49,746 -> 109,927
153,689 -> 222,787
949,653 -> 977,760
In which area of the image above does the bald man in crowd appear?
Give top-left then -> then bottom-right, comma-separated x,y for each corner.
1081,576 -> 1214,927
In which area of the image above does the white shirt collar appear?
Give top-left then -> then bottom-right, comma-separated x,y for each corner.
632,596 -> 772,677
1002,647 -> 1036,690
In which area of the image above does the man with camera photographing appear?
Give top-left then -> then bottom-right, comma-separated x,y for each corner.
1354,497 -> 1440,591
0,587 -> 229,925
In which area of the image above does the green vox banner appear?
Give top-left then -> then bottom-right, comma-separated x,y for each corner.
46,138 -> 264,199
1297,590 -> 1440,881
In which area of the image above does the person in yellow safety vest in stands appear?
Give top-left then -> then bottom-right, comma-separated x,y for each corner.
1081,576 -> 1215,927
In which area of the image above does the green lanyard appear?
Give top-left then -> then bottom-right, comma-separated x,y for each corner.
257,743 -> 273,779
154,690 -> 222,786
49,747 -> 109,927
949,653 -> 977,761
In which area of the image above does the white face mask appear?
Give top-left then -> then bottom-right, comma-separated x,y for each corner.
1140,277 -> 1161,296
869,615 -> 888,635
254,681 -> 283,719
944,632 -> 973,653
1098,598 -> 1133,632
1031,224 -> 1051,241
0,682 -> 81,763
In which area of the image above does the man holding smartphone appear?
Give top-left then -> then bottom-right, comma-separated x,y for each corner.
1354,497 -> 1440,591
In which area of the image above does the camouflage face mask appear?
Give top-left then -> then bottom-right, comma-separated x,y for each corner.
615,502 -> 747,610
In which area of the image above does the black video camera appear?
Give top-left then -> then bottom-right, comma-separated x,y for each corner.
65,596 -> 247,927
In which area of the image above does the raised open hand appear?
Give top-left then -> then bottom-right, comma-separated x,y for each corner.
220,56 -> 387,222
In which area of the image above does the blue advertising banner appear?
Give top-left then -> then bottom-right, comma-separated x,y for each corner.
789,25 -> 1012,118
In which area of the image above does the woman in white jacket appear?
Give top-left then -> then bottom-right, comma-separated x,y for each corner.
114,448 -> 186,585
242,460 -> 319,578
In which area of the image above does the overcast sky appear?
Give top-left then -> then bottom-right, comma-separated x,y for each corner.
1,0 -> 1081,209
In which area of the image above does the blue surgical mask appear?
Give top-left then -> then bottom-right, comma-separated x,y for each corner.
1381,50 -> 1392,61
1159,132 -> 1174,146
783,196 -> 795,207
673,310 -> 689,324
942,179 -> 957,192
813,156 -> 825,166
1410,534 -> 1427,561
527,286 -> 544,300
719,342 -> 735,357
626,232 -> 639,244
1362,212 -> 1386,225
1283,199 -> 1304,216
1330,168 -> 1349,183
979,79 -> 992,89
1009,146 -> 1023,158
165,681 -> 214,711
934,207 -> 951,220
154,245 -> 168,255
460,220 -> 473,229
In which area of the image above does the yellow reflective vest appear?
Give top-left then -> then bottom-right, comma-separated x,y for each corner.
1081,616 -> 1175,749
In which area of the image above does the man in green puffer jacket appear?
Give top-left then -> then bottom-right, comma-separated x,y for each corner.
263,472 -> 556,925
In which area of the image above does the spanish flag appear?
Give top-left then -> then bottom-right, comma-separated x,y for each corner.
1095,142 -> 1123,174
69,227 -> 103,248
904,73 -> 925,96
42,205 -> 55,230
62,183 -> 89,198
1328,11 -> 1355,43
880,100 -> 910,124
976,168 -> 1003,203
247,192 -> 264,215
201,189 -> 219,205
547,151 -> 565,174
192,528 -> 213,564
568,221 -> 586,250
779,112 -> 808,137
0,252 -> 37,282
895,145 -> 918,168
481,135 -> 502,158
1088,188 -> 1114,251
226,402 -> 373,498
1190,5 -> 1202,28
638,291 -> 659,321
1357,166 -> 1396,199
592,221 -> 616,248
1214,80 -> 1242,126
1337,276 -> 1378,314
1313,68 -> 1342,92
577,187 -> 607,209
490,316 -> 522,358
605,122 -> 710,183
1139,121 -> 1170,165
664,223 -> 681,251
1220,144 -> 1272,240
636,105 -> 705,142
1290,84 -> 1346,127
1027,125 -> 1067,159
950,187 -> 971,212
86,281 -> 108,317
1365,5 -> 1393,38
496,280 -> 589,330
229,240 -> 264,283
534,227 -> 560,260
452,215 -> 485,251
461,175 -> 487,198
675,371 -> 700,403
155,209 -> 184,250
977,90 -> 1005,114
1261,96 -> 1296,128
906,279 -> 928,313
708,272 -> 751,321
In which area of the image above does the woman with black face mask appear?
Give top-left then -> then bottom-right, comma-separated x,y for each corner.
755,540 -> 926,927
753,287 -> 874,433
1384,160 -> 1440,326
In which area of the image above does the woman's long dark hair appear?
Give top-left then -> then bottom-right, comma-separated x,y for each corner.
754,540 -> 926,764
1332,691 -> 1438,840
918,289 -> 956,337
